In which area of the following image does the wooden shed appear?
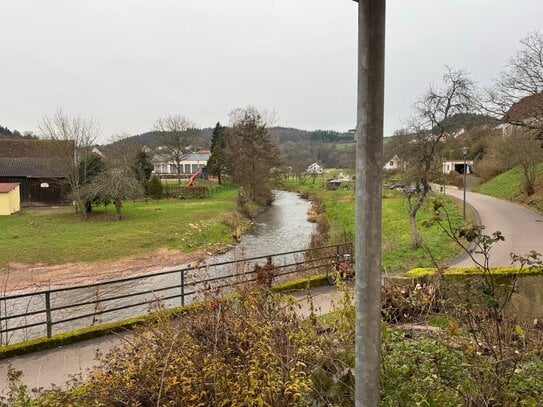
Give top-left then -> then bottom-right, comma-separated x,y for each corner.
0,139 -> 74,206
0,183 -> 20,215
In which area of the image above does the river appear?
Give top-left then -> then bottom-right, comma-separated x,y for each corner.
0,190 -> 315,344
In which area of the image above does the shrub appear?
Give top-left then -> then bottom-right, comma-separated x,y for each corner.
145,175 -> 163,198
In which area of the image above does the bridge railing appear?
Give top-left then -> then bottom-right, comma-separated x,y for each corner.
0,242 -> 352,345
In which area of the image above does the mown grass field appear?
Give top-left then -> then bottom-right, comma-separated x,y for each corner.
474,163 -> 543,213
284,174 -> 465,272
0,189 -> 240,267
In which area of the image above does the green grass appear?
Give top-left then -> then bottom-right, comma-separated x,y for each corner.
474,166 -> 538,200
0,189 -> 240,267
284,177 -> 465,272
474,163 -> 543,213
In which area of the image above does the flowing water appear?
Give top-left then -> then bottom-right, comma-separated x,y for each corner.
0,190 -> 315,344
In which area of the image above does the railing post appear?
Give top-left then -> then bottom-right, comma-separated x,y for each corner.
45,291 -> 52,338
180,269 -> 185,307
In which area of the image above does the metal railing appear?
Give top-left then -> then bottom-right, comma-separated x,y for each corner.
0,243 -> 352,345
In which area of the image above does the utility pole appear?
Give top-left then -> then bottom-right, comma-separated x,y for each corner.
353,1 -> 386,406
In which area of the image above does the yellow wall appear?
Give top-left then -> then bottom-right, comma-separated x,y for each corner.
0,186 -> 20,215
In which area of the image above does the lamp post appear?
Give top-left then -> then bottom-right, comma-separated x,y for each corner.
462,146 -> 468,219
352,0 -> 385,405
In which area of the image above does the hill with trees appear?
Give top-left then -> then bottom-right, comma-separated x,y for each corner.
0,125 -> 36,139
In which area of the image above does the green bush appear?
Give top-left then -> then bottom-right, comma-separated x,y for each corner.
145,175 -> 163,198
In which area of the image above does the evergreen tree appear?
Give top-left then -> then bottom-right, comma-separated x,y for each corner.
210,122 -> 226,151
133,151 -> 154,183
145,175 -> 163,199
208,122 -> 227,184
208,143 -> 226,184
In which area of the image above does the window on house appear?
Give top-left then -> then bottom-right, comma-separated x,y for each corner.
389,161 -> 394,166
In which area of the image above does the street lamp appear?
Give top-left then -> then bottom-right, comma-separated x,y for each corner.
462,146 -> 468,219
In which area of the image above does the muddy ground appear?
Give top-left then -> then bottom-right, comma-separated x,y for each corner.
0,248 -> 227,293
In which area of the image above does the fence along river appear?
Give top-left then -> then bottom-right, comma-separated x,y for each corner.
0,190 -> 322,345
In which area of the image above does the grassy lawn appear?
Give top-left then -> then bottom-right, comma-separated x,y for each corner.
474,163 -> 543,213
0,189 -> 240,267
284,175 -> 465,272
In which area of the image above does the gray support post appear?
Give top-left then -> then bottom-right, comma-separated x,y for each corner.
180,270 -> 185,307
354,1 -> 386,406
45,291 -> 52,338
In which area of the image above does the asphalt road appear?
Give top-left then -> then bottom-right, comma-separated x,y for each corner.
445,189 -> 543,267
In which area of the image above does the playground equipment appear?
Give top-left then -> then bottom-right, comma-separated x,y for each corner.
186,167 -> 207,188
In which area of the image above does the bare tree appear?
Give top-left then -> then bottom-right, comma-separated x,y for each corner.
225,106 -> 281,204
104,133 -> 143,169
81,168 -> 144,220
39,109 -> 101,216
482,32 -> 543,137
489,131 -> 543,195
280,141 -> 313,183
403,67 -> 475,248
154,115 -> 196,183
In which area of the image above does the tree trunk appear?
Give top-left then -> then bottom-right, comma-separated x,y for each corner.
409,211 -> 422,248
522,164 -> 535,196
406,189 -> 427,249
114,199 -> 123,221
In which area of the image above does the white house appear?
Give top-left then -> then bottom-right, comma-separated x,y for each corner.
442,160 -> 474,175
152,152 -> 210,176
306,162 -> 323,174
383,155 -> 404,171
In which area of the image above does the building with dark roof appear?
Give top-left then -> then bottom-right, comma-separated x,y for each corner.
0,139 -> 75,205
504,92 -> 543,123
499,92 -> 543,137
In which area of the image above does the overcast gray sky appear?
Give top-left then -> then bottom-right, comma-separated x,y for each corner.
1,0 -> 542,142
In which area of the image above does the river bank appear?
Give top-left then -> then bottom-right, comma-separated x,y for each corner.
281,177 -> 466,271
0,190 -> 315,293
0,248 -> 224,293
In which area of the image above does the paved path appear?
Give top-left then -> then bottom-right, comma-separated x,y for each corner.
446,189 -> 543,267
0,284 -> 348,393
6,191 -> 540,393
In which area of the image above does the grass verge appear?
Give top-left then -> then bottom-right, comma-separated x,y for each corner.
282,175 -> 466,272
474,163 -> 543,213
0,189 -> 242,267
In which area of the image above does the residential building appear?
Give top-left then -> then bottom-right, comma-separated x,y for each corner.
499,91 -> 543,136
442,160 -> 474,175
306,162 -> 323,174
383,155 -> 405,171
152,152 -> 210,176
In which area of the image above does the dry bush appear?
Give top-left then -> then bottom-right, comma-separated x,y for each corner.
381,277 -> 448,324
23,289 -> 354,406
442,172 -> 464,189
475,154 -> 507,181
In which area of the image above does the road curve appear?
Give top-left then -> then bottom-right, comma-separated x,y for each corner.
445,189 -> 543,267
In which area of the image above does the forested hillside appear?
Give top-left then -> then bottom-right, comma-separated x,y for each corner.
0,125 -> 36,139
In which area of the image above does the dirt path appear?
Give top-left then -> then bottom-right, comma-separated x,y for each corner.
0,247 -> 230,294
